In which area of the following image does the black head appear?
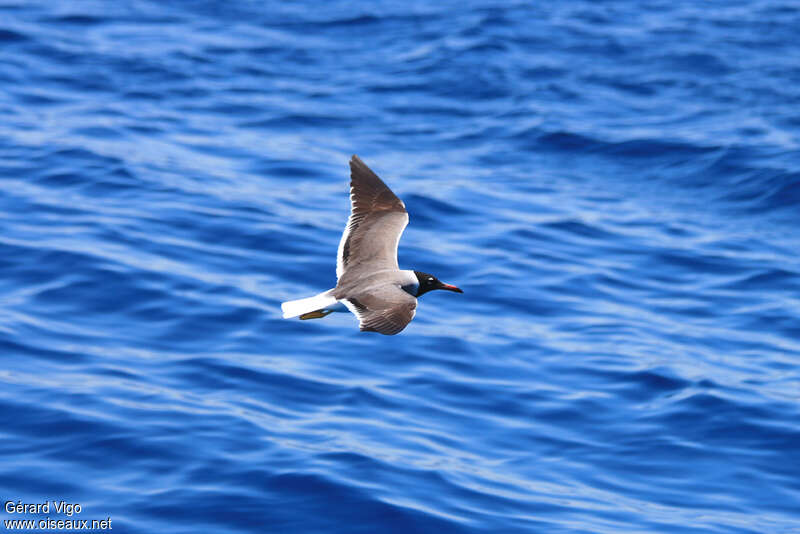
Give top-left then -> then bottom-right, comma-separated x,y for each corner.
413,271 -> 463,297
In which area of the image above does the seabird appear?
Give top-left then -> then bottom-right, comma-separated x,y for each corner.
281,155 -> 463,335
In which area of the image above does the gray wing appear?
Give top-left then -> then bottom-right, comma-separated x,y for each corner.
341,285 -> 417,335
336,155 -> 409,281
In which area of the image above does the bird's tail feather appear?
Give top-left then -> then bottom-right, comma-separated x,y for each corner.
281,290 -> 338,319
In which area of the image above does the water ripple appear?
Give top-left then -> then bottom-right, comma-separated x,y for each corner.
1,1 -> 799,533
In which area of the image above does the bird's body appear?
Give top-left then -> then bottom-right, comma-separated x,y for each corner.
281,155 -> 462,335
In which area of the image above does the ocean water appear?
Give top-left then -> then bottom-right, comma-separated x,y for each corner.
1,1 -> 799,532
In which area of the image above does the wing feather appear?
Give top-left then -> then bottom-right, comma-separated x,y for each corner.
342,289 -> 417,336
336,155 -> 408,281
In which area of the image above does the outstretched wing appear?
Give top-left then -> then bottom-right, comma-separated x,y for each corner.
336,155 -> 409,281
342,285 -> 417,336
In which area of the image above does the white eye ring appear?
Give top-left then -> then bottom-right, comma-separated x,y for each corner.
428,278 -> 434,282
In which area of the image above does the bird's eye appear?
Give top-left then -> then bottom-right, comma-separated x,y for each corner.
428,278 -> 434,282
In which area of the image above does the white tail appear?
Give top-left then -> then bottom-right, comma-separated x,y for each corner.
281,289 -> 338,319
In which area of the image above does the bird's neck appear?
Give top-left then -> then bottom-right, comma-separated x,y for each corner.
398,270 -> 420,296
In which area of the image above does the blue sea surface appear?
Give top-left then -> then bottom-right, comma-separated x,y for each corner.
2,1 -> 799,532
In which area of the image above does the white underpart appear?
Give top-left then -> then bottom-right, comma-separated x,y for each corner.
281,289 -> 338,318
